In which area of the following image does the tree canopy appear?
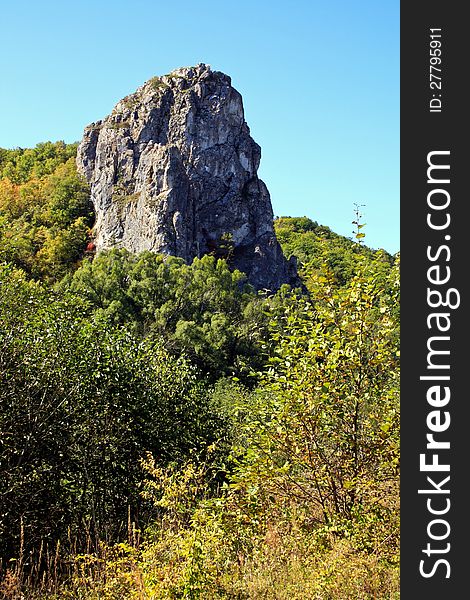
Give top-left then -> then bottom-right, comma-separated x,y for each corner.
0,142 -> 92,281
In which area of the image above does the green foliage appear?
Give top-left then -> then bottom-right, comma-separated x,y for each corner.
274,216 -> 394,287
228,250 -> 400,556
37,249 -> 400,599
0,141 -> 400,597
0,141 -> 78,184
0,239 -> 400,597
0,264 -> 225,566
0,144 -> 93,281
62,250 -> 265,379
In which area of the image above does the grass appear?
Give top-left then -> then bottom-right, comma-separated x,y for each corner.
105,120 -> 130,131
112,191 -> 141,210
148,77 -> 170,92
0,528 -> 399,599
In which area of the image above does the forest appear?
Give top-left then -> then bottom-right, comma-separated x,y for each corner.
0,142 -> 400,599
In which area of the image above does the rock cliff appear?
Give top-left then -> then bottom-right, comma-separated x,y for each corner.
77,64 -> 298,290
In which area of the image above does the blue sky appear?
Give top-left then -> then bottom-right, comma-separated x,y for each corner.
0,0 -> 399,253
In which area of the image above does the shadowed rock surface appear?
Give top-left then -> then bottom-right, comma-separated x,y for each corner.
77,63 -> 298,290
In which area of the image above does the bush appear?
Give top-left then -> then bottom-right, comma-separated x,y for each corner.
0,264 -> 225,567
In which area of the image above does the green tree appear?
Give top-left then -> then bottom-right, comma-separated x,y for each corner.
0,141 -> 78,184
63,250 -> 265,379
274,215 -> 394,287
230,250 -> 400,557
0,264 -> 225,564
0,145 -> 92,281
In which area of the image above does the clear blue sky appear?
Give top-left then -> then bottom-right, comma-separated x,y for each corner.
0,0 -> 399,253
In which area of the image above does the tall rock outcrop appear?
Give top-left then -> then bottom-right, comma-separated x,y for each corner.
77,63 -> 298,290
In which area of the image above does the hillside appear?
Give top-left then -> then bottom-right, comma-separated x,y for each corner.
0,138 -> 399,598
0,141 -> 93,281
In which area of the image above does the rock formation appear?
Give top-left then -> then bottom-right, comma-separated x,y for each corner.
77,63 -> 298,290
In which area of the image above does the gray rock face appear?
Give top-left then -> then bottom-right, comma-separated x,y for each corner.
77,63 -> 298,290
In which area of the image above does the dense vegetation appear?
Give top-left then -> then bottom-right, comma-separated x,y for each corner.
0,142 -> 93,281
0,142 -> 399,599
274,215 -> 394,287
